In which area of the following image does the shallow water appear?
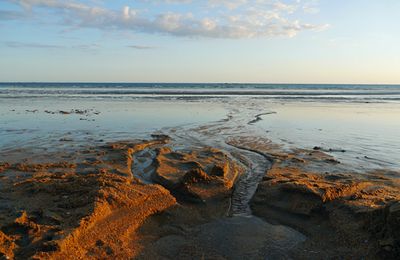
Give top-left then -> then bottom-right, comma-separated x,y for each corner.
0,84 -> 399,172
0,98 -> 227,150
254,102 -> 400,171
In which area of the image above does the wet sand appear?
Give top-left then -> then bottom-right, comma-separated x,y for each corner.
1,100 -> 400,259
1,137 -> 399,258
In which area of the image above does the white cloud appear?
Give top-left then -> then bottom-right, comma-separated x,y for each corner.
4,0 -> 329,39
301,0 -> 321,14
208,0 -> 248,10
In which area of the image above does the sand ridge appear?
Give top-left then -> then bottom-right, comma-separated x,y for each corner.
0,137 -> 176,259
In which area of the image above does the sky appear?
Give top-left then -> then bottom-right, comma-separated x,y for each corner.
0,0 -> 399,84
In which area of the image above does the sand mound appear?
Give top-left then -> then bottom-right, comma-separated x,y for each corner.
0,138 -> 176,259
251,159 -> 400,258
152,146 -> 242,203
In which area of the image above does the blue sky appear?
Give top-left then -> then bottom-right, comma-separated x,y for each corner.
0,0 -> 399,83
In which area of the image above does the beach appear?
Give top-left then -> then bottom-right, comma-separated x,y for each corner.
1,84 -> 400,259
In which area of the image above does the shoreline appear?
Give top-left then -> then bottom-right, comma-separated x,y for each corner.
1,96 -> 399,258
2,98 -> 399,171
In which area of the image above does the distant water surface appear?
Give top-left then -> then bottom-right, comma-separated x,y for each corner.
1,83 -> 400,103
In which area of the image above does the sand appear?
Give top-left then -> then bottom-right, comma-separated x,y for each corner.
0,137 -> 177,259
1,131 -> 399,259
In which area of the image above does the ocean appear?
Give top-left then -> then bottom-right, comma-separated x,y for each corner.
1,83 -> 400,102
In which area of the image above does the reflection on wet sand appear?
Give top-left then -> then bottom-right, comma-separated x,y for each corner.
1,98 -> 399,259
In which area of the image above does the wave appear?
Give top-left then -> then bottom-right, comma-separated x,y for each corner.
1,83 -> 400,102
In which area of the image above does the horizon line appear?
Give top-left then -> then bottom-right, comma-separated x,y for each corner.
0,82 -> 400,86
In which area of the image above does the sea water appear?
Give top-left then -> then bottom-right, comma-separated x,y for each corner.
0,83 -> 399,171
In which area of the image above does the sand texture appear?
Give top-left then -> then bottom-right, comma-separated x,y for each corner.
0,134 -> 399,259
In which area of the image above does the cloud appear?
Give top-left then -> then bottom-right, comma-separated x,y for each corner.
5,41 -> 63,49
4,0 -> 329,39
302,0 -> 321,14
127,45 -> 157,50
4,41 -> 100,50
0,9 -> 25,20
208,0 -> 248,10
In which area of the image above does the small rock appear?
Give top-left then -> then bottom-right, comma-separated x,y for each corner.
325,158 -> 340,164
